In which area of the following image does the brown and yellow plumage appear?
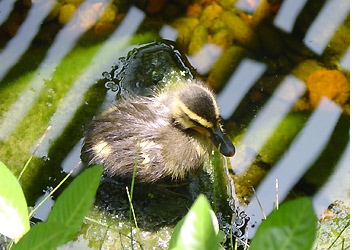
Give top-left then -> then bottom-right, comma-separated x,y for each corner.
81,80 -> 235,183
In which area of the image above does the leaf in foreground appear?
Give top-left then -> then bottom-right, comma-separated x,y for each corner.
0,161 -> 30,241
46,165 -> 103,238
250,197 -> 317,250
11,222 -> 76,250
169,194 -> 221,250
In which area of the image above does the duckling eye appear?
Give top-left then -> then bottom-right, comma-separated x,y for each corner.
192,125 -> 211,137
187,118 -> 211,136
189,118 -> 202,128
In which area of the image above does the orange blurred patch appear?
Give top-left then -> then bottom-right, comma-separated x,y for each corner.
306,70 -> 349,108
187,3 -> 202,18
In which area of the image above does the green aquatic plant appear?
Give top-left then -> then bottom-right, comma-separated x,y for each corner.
0,161 -> 103,249
1,154 -> 319,250
250,197 -> 317,250
169,195 -> 317,250
169,194 -> 226,250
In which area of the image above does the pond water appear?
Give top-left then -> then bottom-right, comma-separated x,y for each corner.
0,0 -> 350,249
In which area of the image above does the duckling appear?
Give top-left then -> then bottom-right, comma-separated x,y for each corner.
81,80 -> 235,183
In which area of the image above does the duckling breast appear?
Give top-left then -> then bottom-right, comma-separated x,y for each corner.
155,127 -> 213,180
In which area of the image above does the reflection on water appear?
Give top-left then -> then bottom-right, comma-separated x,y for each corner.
236,0 -> 262,13
274,0 -> 307,32
340,47 -> 350,71
0,0 -> 55,80
60,138 -> 84,176
0,0 -> 110,140
159,24 -> 178,41
32,190 -> 55,222
313,142 -> 349,215
304,0 -> 350,54
33,6 -> 144,157
230,75 -> 306,175
217,58 -> 266,119
246,97 -> 342,237
188,42 -> 223,74
0,0 -> 349,248
0,0 -> 17,26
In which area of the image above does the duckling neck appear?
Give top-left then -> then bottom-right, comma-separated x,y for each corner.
159,124 -> 213,180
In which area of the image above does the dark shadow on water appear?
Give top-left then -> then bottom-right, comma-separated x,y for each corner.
94,176 -> 199,231
288,114 -> 350,198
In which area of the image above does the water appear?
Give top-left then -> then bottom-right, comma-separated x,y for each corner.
0,0 -> 350,249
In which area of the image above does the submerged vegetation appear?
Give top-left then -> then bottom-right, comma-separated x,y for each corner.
0,153 -> 348,249
0,159 -> 317,250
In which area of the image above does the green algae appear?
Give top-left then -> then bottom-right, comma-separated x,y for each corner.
0,44 -> 103,205
187,24 -> 208,55
314,200 -> 350,250
259,112 -> 309,165
0,44 -> 102,169
221,10 -> 259,50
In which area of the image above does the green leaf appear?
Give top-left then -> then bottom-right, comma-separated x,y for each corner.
11,222 -> 76,250
216,230 -> 226,244
169,217 -> 185,249
46,165 -> 103,237
169,194 -> 219,250
250,197 -> 317,250
0,161 -> 30,241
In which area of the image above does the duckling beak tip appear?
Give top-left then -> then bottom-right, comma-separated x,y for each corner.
226,148 -> 235,157
210,126 -> 235,157
220,142 -> 235,157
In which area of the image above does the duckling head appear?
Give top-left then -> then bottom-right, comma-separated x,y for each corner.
170,82 -> 235,157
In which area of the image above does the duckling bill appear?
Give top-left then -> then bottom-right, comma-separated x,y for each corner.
81,80 -> 235,183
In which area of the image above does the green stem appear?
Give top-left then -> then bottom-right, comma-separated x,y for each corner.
128,143 -> 140,225
327,221 -> 350,250
28,160 -> 80,219
99,226 -> 109,250
7,239 -> 14,250
17,156 -> 33,181
18,125 -> 51,181
126,187 -> 139,230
